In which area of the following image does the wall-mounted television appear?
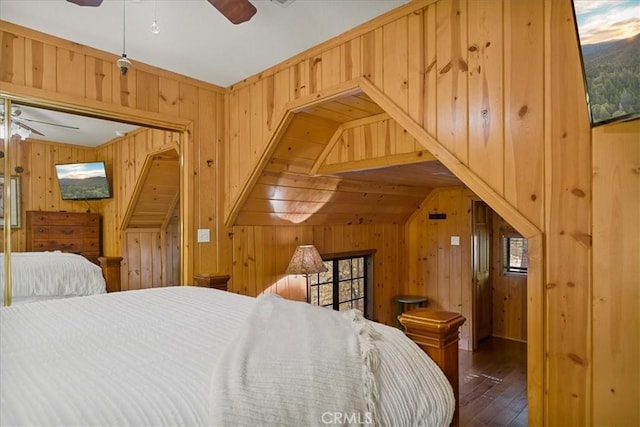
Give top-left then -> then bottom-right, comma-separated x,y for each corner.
572,0 -> 640,127
55,161 -> 112,200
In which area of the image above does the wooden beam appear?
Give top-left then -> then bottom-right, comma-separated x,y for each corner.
341,112 -> 390,130
309,125 -> 344,175
316,151 -> 437,175
358,77 -> 541,239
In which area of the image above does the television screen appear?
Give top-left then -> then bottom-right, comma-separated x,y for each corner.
572,0 -> 640,126
55,161 -> 112,200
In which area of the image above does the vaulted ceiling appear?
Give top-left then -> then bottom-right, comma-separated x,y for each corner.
232,91 -> 463,227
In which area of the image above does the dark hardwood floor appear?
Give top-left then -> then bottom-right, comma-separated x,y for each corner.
459,337 -> 528,426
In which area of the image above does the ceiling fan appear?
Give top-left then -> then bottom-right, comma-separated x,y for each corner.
67,0 -> 257,25
1,106 -> 80,140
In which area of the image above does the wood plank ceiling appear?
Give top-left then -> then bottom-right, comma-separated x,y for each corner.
126,150 -> 180,229
235,92 -> 463,226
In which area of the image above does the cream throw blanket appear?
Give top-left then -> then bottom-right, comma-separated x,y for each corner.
209,293 -> 380,426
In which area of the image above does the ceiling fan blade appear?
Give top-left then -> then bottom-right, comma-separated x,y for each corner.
66,0 -> 104,6
18,117 -> 80,130
15,121 -> 45,137
207,0 -> 257,25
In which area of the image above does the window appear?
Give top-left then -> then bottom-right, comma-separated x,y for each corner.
503,236 -> 528,274
308,254 -> 371,318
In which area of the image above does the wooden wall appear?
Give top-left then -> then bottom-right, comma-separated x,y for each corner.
0,21 -> 229,284
1,0 -> 639,424
491,214 -> 527,342
405,187 -> 475,349
230,223 -> 403,325
592,119 -> 639,425
220,0 -> 632,424
0,128 -> 182,290
0,137 -> 100,250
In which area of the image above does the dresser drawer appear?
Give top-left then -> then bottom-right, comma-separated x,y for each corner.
28,212 -> 100,226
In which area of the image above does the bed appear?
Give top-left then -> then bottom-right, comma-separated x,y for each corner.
0,251 -> 107,305
0,286 -> 463,426
16,210 -> 123,300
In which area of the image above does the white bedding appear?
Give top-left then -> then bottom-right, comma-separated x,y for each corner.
0,286 -> 454,426
0,251 -> 106,304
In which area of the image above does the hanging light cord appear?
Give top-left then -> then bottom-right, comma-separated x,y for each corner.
122,0 -> 126,56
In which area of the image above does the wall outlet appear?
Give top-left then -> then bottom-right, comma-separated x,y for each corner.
197,228 -> 210,243
450,235 -> 460,246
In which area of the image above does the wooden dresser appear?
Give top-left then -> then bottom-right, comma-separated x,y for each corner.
25,210 -> 122,292
26,211 -> 101,262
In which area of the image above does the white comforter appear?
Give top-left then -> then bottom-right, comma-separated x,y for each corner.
0,251 -> 106,302
0,286 -> 454,426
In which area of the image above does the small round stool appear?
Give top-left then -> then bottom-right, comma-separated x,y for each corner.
393,294 -> 428,329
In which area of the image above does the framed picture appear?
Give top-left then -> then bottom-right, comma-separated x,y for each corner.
0,175 -> 21,228
572,0 -> 640,127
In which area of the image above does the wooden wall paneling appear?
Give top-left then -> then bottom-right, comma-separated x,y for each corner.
1,20 -> 225,300
139,231 -> 154,286
135,70 -> 159,113
491,213 -> 527,342
407,7 -> 425,126
467,0 -> 504,194
267,68 -> 292,139
237,86 -> 251,187
341,37 -> 362,82
308,54 -> 322,94
250,80 -> 264,160
24,141 -> 45,212
158,76 -> 180,116
165,204 -> 180,286
404,187 -> 474,348
112,67 -> 137,108
0,32 -> 25,86
215,93 -> 232,275
85,57 -> 113,104
178,83 -> 198,284
232,226 -> 249,295
423,3 -> 438,135
362,27 -> 384,87
25,39 -> 57,91
321,45 -> 342,89
227,89 -> 240,215
195,89 -> 220,274
545,0 -> 593,424
592,120 -> 640,425
124,230 -> 141,290
523,229 -> 544,427
291,60 -> 308,100
504,0 -> 544,230
435,0 -> 468,163
382,15 -> 409,112
56,47 -> 85,98
97,143 -> 117,255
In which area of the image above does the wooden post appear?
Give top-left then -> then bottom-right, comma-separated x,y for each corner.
399,308 -> 466,427
98,256 -> 123,293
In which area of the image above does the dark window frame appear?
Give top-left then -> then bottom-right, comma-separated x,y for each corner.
308,251 -> 374,318
503,235 -> 528,275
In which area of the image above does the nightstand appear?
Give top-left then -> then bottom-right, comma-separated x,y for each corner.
393,294 -> 428,329
193,274 -> 230,291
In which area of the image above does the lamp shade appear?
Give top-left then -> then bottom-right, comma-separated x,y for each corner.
286,245 -> 328,275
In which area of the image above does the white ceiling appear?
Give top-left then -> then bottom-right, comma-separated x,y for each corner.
0,0 -> 408,146
0,0 -> 408,87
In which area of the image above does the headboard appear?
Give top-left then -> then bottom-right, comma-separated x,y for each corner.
25,210 -> 122,292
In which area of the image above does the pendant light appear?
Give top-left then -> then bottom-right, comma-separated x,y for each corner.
150,0 -> 160,34
117,0 -> 132,75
